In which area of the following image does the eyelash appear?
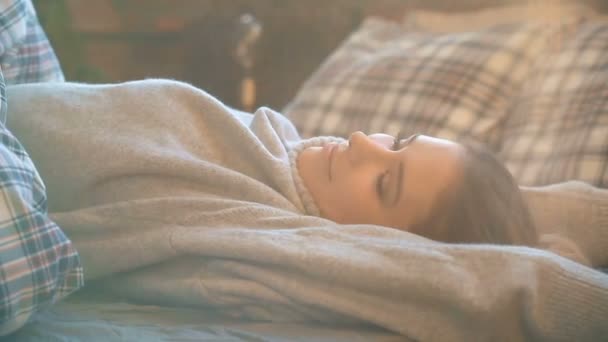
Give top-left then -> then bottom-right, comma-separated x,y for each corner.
376,132 -> 405,198
391,131 -> 405,152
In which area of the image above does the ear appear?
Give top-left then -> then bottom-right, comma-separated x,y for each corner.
539,234 -> 590,266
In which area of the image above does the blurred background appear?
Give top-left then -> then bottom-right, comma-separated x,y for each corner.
32,0 -> 608,110
32,0 -> 379,110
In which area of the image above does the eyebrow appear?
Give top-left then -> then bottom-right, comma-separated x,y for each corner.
391,134 -> 420,206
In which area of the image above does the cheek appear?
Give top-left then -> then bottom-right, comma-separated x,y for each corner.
320,175 -> 378,223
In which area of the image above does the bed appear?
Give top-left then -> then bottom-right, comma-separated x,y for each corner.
7,1 -> 608,341
13,289 -> 404,341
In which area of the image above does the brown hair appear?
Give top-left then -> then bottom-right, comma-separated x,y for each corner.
411,140 -> 539,247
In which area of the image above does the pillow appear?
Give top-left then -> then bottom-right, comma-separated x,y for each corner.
0,124 -> 83,335
0,1 -> 80,335
404,1 -> 598,33
0,0 -> 65,84
283,17 -> 577,150
499,20 -> 608,187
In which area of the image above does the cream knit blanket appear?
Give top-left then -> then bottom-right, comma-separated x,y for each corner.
6,80 -> 608,341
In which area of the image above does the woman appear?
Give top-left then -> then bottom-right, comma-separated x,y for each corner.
298,131 -> 538,247
6,79 -> 564,255
6,79 -> 606,341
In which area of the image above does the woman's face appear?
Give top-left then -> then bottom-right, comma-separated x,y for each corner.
297,132 -> 465,230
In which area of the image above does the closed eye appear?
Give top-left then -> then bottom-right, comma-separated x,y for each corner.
377,133 -> 420,201
394,133 -> 420,151
376,170 -> 389,198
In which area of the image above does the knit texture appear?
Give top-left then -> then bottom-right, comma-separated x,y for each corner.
288,136 -> 345,216
522,181 -> 608,267
6,80 -> 608,341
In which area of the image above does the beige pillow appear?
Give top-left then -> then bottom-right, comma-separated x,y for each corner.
284,17 -> 577,150
499,19 -> 608,187
404,1 -> 598,33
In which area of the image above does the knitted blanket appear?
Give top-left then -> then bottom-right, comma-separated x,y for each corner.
6,80 -> 608,341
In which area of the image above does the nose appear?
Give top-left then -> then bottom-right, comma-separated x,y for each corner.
347,131 -> 390,165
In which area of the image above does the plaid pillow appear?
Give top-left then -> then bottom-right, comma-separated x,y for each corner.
0,120 -> 83,336
0,1 -> 80,336
499,21 -> 608,187
283,18 -> 576,150
0,0 -> 65,84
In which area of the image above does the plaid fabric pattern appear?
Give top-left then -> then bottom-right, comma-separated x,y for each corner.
0,0 -> 81,336
0,122 -> 83,336
499,21 -> 608,187
0,62 -> 5,125
0,0 -> 64,84
283,18 -> 571,150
